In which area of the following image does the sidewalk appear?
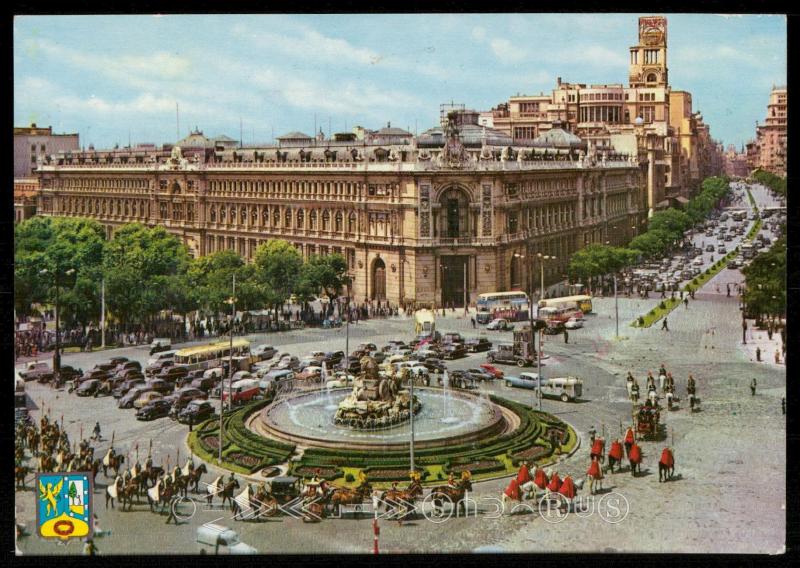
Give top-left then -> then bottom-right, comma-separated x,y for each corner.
739,319 -> 785,367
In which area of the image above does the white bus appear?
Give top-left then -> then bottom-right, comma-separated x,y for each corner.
173,339 -> 252,373
476,291 -> 530,323
537,295 -> 593,315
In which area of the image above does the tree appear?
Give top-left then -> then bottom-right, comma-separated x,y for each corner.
302,254 -> 351,315
648,209 -> 691,240
253,240 -> 303,324
68,482 -> 78,506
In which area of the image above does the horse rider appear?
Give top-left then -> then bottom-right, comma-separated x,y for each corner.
91,422 -> 101,441
588,426 -> 597,447
145,454 -> 153,471
666,372 -> 675,392
646,372 -> 656,392
658,364 -> 667,392
648,385 -> 658,407
626,372 -> 635,397
631,381 -> 640,403
666,385 -> 675,410
624,426 -> 635,458
447,472 -> 457,488
587,456 -> 603,493
687,374 -> 696,396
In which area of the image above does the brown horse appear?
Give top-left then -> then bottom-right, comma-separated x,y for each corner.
15,465 -> 32,490
103,453 -> 125,477
184,463 -> 207,494
220,479 -> 241,511
327,482 -> 373,516
38,454 -> 56,473
147,478 -> 175,513
119,480 -> 140,511
429,478 -> 473,517
380,481 -> 423,522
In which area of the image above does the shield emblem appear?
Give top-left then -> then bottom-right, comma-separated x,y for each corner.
36,471 -> 93,542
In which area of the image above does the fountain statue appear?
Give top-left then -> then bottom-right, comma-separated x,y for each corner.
334,357 -> 421,429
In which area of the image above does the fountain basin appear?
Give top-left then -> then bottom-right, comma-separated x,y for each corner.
249,387 -> 510,451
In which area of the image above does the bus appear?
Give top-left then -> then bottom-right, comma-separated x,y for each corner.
476,291 -> 530,323
537,295 -> 593,315
414,309 -> 436,338
173,339 -> 252,373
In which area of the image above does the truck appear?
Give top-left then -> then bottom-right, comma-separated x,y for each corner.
414,309 -> 436,339
196,524 -> 257,554
486,326 -> 536,367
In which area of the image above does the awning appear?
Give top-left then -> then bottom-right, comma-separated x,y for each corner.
675,196 -> 690,204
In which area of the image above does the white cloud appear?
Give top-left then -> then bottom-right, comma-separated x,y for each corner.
489,38 -> 528,63
471,26 -> 486,42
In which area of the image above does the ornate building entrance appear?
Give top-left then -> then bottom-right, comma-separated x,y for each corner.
372,257 -> 386,301
440,255 -> 469,308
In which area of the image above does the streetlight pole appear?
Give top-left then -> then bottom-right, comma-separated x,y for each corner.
219,273 -> 236,463
40,267 -> 74,380
536,327 -> 543,411
409,376 -> 415,473
100,278 -> 106,349
228,274 -> 236,411
614,274 -> 619,339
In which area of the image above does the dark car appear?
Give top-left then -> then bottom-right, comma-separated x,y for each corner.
349,349 -> 368,361
422,358 -> 447,373
146,359 -> 174,376
190,376 -> 219,393
357,343 -> 377,352
156,365 -> 189,383
464,368 -> 496,382
98,376 -> 125,396
78,369 -> 110,384
136,399 -> 172,421
465,338 -> 493,353
145,378 -> 174,395
108,356 -> 129,366
337,359 -> 362,375
114,368 -> 144,382
165,387 -> 207,408
441,344 -> 467,360
115,360 -> 141,374
75,379 -> 102,397
177,400 -> 215,425
93,362 -> 118,373
368,350 -> 387,364
382,341 -> 407,353
113,377 -> 146,398
441,333 -> 465,345
324,351 -> 345,366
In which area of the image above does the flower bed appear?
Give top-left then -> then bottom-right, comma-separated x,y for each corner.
447,459 -> 505,475
225,452 -> 261,468
510,445 -> 549,465
293,465 -> 340,479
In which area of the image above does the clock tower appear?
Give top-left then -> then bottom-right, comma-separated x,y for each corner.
629,16 -> 668,88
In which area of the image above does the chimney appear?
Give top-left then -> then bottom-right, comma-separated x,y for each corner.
557,77 -> 562,86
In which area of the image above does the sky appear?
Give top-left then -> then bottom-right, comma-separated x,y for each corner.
14,13 -> 786,150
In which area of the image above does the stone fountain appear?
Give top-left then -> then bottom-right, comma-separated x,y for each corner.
333,356 -> 421,429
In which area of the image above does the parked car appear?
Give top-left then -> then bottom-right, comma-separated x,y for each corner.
297,366 -> 322,381
258,370 -> 295,393
136,399 -> 172,421
165,386 -> 207,407
717,246 -> 727,254
113,378 -> 146,399
75,379 -> 102,397
147,349 -> 177,368
78,369 -> 110,384
145,378 -> 174,395
441,344 -> 467,360
564,317 -> 583,330
357,343 -> 377,353
114,367 -> 144,381
465,337 -> 493,353
146,358 -> 175,376
368,350 -> 387,364
487,344 -> 534,367
133,390 -> 163,409
422,358 -> 447,374
479,363 -> 504,379
179,400 -> 216,425
325,372 -> 355,389
441,333 -> 465,345
463,368 -> 495,382
190,376 -> 219,393
19,361 -> 50,381
487,318 -> 514,331
323,351 -> 345,366
337,359 -> 362,375
276,356 -> 300,371
203,367 -> 224,381
157,365 -> 189,383
149,338 -> 172,356
252,344 -> 277,361
119,386 -> 150,408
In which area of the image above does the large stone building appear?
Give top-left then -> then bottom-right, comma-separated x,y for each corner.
487,16 -> 723,214
37,110 -> 645,307
723,144 -> 749,178
754,86 -> 787,177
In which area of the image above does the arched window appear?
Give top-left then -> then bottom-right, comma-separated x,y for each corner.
262,208 -> 269,226
230,206 -> 237,224
210,206 -> 216,222
348,211 -> 357,233
309,210 -> 317,229
241,207 -> 247,225
220,206 -> 226,222
273,209 -> 280,226
123,201 -> 129,216
285,208 -> 292,227
322,210 -> 330,231
335,211 -> 343,232
438,186 -> 471,238
646,73 -> 657,83
297,209 -> 304,228
252,208 -> 258,226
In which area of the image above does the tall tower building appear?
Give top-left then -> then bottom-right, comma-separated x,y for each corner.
629,16 -> 668,88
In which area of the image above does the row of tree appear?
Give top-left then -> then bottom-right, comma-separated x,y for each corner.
568,176 -> 731,282
742,236 -> 786,321
751,169 -> 787,197
14,217 -> 350,331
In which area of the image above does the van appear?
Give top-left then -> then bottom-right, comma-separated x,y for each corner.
220,378 -> 261,405
258,369 -> 294,392
540,376 -> 584,402
196,524 -> 257,555
147,350 -> 177,368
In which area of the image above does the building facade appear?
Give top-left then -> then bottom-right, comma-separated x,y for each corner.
486,16 -> 723,214
723,145 -> 749,178
754,86 -> 787,177
14,124 -> 80,178
37,113 -> 645,308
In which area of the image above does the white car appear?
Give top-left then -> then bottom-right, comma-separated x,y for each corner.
564,317 -> 583,330
325,372 -> 355,389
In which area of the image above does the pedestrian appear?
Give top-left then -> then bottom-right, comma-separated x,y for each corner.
774,350 -> 781,364
756,346 -> 761,362
684,297 -> 689,309
92,422 -> 101,441
83,538 -> 98,556
564,329 -> 569,344
471,317 -> 476,329
782,397 -> 786,415
661,318 -> 669,331
750,378 -> 757,396
165,494 -> 180,525
726,284 -> 731,297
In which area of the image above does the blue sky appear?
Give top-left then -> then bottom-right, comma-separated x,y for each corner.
14,13 -> 786,150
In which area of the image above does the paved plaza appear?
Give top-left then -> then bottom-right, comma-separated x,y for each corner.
15,184 -> 786,554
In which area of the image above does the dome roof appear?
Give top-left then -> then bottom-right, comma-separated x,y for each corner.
531,128 -> 584,148
417,124 -> 512,147
176,129 -> 212,148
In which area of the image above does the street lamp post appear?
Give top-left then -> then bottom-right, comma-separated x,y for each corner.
40,267 -> 75,381
219,273 -> 236,463
535,254 -> 555,411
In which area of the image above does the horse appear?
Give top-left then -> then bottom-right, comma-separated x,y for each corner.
629,444 -> 643,476
300,485 -> 326,523
38,454 -> 56,473
139,465 -> 164,491
429,478 -> 473,517
184,463 -> 207,494
379,481 -> 423,522
327,482 -> 373,517
147,478 -> 175,514
119,479 -> 140,511
220,479 -> 241,511
106,476 -> 123,509
232,484 -> 254,521
15,465 -> 32,490
206,475 -> 224,507
103,451 -> 125,477
658,448 -> 675,482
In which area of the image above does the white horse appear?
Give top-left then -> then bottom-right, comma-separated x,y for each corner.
648,389 -> 658,406
232,484 -> 253,520
206,475 -> 223,506
518,464 -> 540,500
180,457 -> 194,478
659,374 -> 666,392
